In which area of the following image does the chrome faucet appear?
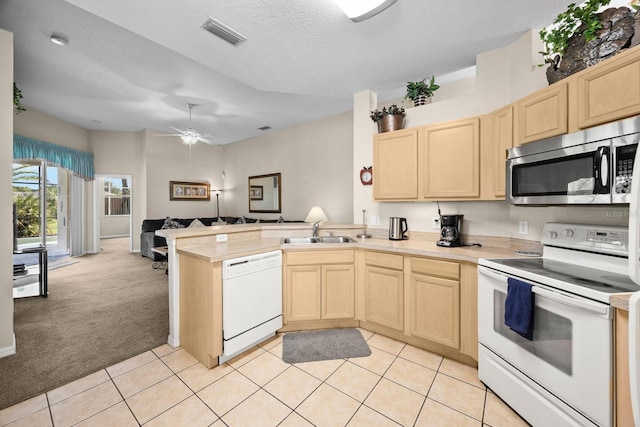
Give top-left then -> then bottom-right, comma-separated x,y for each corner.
312,221 -> 321,237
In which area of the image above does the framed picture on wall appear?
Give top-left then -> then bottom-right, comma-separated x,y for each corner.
249,185 -> 263,200
170,181 -> 210,201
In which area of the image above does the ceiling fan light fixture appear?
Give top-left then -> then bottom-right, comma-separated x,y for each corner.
332,0 -> 397,22
50,33 -> 69,46
181,134 -> 198,145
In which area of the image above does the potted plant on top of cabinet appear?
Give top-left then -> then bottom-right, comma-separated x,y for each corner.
539,0 -> 639,84
14,83 -> 25,114
370,104 -> 406,133
404,75 -> 439,106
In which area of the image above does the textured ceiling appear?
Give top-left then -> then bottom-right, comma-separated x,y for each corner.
1,0 -> 571,145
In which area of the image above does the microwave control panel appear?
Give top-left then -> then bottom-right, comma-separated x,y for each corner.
614,142 -> 637,195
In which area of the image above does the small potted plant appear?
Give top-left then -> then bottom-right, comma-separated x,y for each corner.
370,104 -> 405,133
404,75 -> 439,107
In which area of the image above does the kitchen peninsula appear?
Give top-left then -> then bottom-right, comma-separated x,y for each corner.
158,223 -> 524,369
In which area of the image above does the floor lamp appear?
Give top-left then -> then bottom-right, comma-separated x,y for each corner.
212,189 -> 223,218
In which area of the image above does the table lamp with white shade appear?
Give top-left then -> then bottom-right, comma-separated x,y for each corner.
305,206 -> 328,223
305,206 -> 328,237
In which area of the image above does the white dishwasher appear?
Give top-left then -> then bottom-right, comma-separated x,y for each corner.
220,250 -> 282,363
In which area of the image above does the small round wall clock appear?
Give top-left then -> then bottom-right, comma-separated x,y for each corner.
360,166 -> 373,185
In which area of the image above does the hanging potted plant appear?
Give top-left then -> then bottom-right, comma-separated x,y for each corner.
404,75 -> 439,107
370,104 -> 405,133
13,82 -> 25,114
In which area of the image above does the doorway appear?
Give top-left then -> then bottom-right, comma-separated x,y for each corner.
93,174 -> 133,253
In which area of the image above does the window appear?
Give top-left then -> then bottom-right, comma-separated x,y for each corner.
103,177 -> 130,216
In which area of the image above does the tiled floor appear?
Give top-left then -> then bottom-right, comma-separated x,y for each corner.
0,329 -> 528,427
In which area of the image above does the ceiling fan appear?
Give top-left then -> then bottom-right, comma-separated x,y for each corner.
158,103 -> 214,145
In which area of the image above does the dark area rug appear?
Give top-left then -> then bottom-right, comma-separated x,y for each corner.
282,328 -> 371,364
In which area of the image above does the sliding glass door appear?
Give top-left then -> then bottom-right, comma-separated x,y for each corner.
12,162 -> 70,264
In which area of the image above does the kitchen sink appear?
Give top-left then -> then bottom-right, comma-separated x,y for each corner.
281,236 -> 356,244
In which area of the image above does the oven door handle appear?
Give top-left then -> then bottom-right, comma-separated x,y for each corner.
479,266 -> 608,315
532,287 -> 609,315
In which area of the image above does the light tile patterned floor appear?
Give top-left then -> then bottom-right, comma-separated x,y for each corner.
0,329 -> 529,427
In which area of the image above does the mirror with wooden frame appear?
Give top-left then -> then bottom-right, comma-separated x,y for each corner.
248,173 -> 281,213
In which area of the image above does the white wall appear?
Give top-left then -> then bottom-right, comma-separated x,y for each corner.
14,108 -> 89,152
352,30 -> 629,242
224,112 -> 354,223
0,28 -> 14,356
90,131 -> 145,249
144,132 -> 224,220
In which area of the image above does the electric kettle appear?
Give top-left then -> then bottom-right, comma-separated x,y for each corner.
389,217 -> 408,240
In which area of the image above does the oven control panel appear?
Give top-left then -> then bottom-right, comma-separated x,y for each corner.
542,222 -> 628,257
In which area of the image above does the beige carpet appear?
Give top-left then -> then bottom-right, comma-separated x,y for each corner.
0,238 -> 169,410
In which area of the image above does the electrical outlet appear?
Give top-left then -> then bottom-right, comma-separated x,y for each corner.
518,220 -> 528,235
216,234 -> 228,242
370,215 -> 380,226
432,217 -> 441,229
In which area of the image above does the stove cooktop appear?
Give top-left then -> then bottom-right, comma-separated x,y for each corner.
486,257 -> 638,294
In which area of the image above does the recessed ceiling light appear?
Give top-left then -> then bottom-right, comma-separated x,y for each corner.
332,0 -> 397,22
50,33 -> 69,46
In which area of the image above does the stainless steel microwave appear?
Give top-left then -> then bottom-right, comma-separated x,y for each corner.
506,116 -> 640,205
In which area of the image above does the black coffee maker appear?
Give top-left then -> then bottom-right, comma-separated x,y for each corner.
436,215 -> 463,247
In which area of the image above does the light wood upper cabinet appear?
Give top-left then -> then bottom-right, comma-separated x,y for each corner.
409,257 -> 460,348
577,47 -> 640,129
284,250 -> 355,323
491,105 -> 513,198
419,117 -> 480,199
364,251 -> 404,331
516,82 -> 568,145
373,129 -> 418,200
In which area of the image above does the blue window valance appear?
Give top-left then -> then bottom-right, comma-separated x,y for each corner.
13,134 -> 95,180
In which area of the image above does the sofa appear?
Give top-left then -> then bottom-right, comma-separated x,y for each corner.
140,216 -> 282,260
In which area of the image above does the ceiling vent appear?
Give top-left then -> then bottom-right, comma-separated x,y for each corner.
201,17 -> 246,46
258,126 -> 271,131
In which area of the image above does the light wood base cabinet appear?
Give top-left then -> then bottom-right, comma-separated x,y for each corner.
615,308 -> 633,427
410,257 -> 460,348
284,250 -> 355,323
285,265 -> 322,322
179,254 -> 222,369
322,264 -> 355,319
364,251 -> 404,331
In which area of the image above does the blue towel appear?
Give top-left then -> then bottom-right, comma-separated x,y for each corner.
504,278 -> 535,340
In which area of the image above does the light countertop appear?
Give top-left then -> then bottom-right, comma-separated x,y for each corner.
611,294 -> 632,311
177,236 -> 519,265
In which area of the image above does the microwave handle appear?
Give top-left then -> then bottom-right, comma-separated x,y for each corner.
594,146 -> 609,193
630,143 -> 640,285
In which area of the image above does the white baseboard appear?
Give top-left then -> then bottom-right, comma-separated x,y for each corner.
0,333 -> 16,358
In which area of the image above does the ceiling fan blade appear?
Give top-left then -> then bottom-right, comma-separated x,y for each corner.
169,126 -> 189,135
152,133 -> 183,137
